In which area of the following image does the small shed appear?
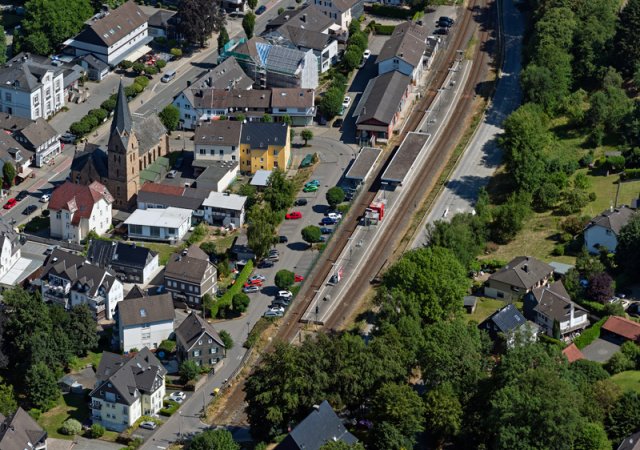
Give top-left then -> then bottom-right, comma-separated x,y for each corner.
550,261 -> 574,277
59,375 -> 84,394
250,169 -> 272,189
463,296 -> 478,314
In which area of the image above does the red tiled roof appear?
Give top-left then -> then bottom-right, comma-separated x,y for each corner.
562,343 -> 584,363
602,316 -> 640,342
140,182 -> 185,196
49,181 -> 113,225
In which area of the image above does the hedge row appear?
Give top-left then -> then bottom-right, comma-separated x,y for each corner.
621,168 -> 640,180
159,400 -> 180,417
574,316 -> 608,350
210,259 -> 254,318
372,23 -> 396,35
365,4 -> 414,19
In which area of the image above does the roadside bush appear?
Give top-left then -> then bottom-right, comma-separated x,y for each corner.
220,330 -> 234,350
89,108 -> 108,123
232,293 -> 250,313
134,75 -> 149,89
275,269 -> 295,290
124,85 -> 138,98
60,418 -> 82,435
574,317 -> 608,349
373,23 -> 395,35
622,168 -> 640,180
90,423 -> 105,438
101,96 -> 117,113
156,59 -> 167,70
159,400 -> 180,416
158,339 -> 176,353
170,48 -> 182,58
82,114 -> 99,130
606,352 -> 635,375
210,260 -> 254,318
179,360 -> 200,382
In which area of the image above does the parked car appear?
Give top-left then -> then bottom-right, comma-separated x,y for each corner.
140,421 -> 157,430
16,191 -> 28,201
169,392 -> 186,403
256,5 -> 266,14
249,274 -> 266,282
268,306 -> 285,313
3,198 -> 16,210
342,96 -> 351,110
60,132 -> 77,144
258,260 -> 274,269
279,235 -> 289,243
278,290 -> 293,299
264,309 -> 284,318
320,227 -> 333,234
306,180 -> 320,186
40,194 -> 50,203
333,118 -> 344,129
285,211 -> 303,220
363,49 -> 371,59
244,279 -> 263,287
327,212 -> 342,220
294,274 -> 304,282
434,28 -> 449,35
439,16 -> 454,24
22,204 -> 37,215
303,185 -> 318,193
243,285 -> 260,294
294,198 -> 308,206
438,18 -> 453,27
271,298 -> 290,307
319,236 -> 327,242
321,217 -> 337,225
167,169 -> 178,178
268,250 -> 279,257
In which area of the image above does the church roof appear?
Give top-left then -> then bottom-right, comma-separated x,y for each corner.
111,80 -> 133,138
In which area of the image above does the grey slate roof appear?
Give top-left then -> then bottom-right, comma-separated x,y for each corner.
481,303 -> 528,334
148,9 -> 176,28
165,244 -> 213,285
0,221 -> 21,258
175,311 -> 225,351
0,407 -> 47,450
333,0 -> 359,12
137,190 -> 204,210
87,240 -> 158,271
74,1 -> 148,48
0,53 -> 64,93
17,117 -> 60,149
488,256 -> 554,290
111,80 -> 133,138
70,144 -> 109,178
190,57 -> 253,91
194,121 -> 242,147
276,401 -> 358,450
91,348 -> 166,406
0,113 -> 33,132
378,27 -> 426,67
81,53 -> 109,71
269,26 -> 333,51
0,132 -> 31,163
586,206 -> 636,235
185,88 -> 272,111
531,281 -> 587,323
132,114 -> 167,155
43,248 -> 118,298
241,122 -> 288,149
265,5 -> 335,33
116,292 -> 174,327
355,71 -> 410,126
618,431 -> 640,450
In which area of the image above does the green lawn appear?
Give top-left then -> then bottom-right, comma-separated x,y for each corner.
466,297 -> 507,324
39,392 -> 90,439
133,241 -> 181,265
68,351 -> 102,372
581,172 -> 640,218
611,371 -> 640,394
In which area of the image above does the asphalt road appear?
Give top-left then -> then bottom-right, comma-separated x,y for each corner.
139,129 -> 356,449
411,0 -> 524,247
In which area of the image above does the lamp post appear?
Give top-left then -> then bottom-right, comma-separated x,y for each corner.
179,411 -> 183,440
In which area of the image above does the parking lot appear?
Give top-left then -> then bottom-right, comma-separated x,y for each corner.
581,338 -> 620,363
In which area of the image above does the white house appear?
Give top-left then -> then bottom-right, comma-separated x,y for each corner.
49,181 -> 114,244
0,131 -> 33,178
115,287 -> 175,353
584,206 -> 636,254
0,53 -> 65,120
377,22 -> 430,84
87,240 -> 160,285
202,191 -> 247,228
0,222 -> 21,280
64,1 -> 152,67
311,0 -> 361,30
91,348 -> 166,432
194,121 -> 242,162
124,207 -> 192,242
525,281 -> 589,341
269,88 -> 316,125
13,118 -> 62,167
265,26 -> 339,73
41,248 -> 124,319
484,256 -> 554,302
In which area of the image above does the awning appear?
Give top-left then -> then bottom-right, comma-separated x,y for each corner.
16,167 -> 33,179
109,37 -> 153,66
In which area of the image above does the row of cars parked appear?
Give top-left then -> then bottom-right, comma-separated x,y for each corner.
434,16 -> 455,35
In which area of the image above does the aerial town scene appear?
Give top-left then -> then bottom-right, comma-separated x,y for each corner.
0,0 -> 637,448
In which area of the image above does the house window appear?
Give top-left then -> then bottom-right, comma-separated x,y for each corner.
142,332 -> 151,339
210,347 -> 217,354
4,93 -> 10,102
199,149 -> 206,155
193,350 -> 200,357
208,338 -> 212,344
198,340 -> 202,345
56,211 -> 62,219
219,150 -> 223,155
497,292 -> 505,299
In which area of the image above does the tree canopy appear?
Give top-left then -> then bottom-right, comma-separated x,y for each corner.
178,0 -> 226,47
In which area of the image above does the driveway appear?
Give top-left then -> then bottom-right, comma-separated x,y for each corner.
581,338 -> 620,363
47,437 -> 122,450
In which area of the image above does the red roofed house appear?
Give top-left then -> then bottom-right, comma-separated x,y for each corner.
602,316 -> 640,344
562,343 -> 585,363
49,181 -> 114,244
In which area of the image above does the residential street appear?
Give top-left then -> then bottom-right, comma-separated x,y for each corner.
411,0 -> 524,247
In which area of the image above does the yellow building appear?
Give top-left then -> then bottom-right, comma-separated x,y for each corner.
239,122 -> 291,174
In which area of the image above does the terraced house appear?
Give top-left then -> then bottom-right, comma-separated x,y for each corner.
176,312 -> 226,369
240,122 -> 291,174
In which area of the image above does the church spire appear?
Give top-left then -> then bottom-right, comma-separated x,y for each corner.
110,79 -> 133,137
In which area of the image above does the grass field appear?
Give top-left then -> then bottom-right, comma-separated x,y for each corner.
611,371 -> 640,394
133,241 -> 180,265
464,297 -> 522,324
39,393 -> 90,439
68,351 -> 102,372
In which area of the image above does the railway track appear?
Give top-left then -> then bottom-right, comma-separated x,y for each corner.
213,0 -> 495,425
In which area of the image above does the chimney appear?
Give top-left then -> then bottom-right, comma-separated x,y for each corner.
313,404 -> 320,411
301,14 -> 307,22
523,264 -> 528,273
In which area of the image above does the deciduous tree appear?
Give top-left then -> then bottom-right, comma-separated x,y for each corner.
189,429 -> 240,450
275,270 -> 295,290
615,214 -> 640,275
159,105 -> 180,132
301,225 -> 322,245
242,12 -> 256,39
178,0 -> 226,47
26,362 -> 59,410
325,186 -> 345,209
300,129 -> 313,146
217,26 -> 230,51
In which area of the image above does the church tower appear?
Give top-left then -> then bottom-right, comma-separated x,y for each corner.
107,80 -> 140,210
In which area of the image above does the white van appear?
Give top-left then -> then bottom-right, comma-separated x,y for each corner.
161,69 -> 176,83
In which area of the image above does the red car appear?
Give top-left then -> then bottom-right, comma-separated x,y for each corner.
294,274 -> 304,282
285,211 -> 303,220
244,279 -> 263,288
3,198 -> 16,210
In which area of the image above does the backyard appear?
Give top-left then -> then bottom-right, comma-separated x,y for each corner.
611,370 -> 640,394
464,297 -> 521,324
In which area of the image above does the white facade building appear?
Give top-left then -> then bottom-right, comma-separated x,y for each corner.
0,222 -> 21,280
14,118 -> 62,167
202,192 -> 247,228
526,281 -> 589,340
49,181 -> 114,244
64,1 -> 152,67
584,206 -> 636,254
124,207 -> 192,242
0,53 -> 65,120
91,348 -> 166,432
115,290 -> 175,353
